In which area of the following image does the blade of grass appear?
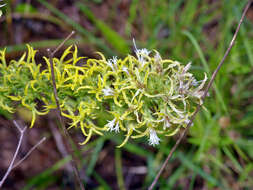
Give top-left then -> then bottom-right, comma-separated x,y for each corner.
167,165 -> 186,188
22,138 -> 102,190
125,0 -> 139,35
239,163 -> 253,184
179,0 -> 200,27
93,171 -> 112,190
149,2 -> 252,187
105,133 -> 153,157
234,74 -> 253,99
22,156 -> 72,190
4,1 -> 13,43
194,112 -> 218,161
182,30 -> 228,114
153,139 -> 170,174
189,172 -> 197,190
233,143 -> 249,162
177,152 -> 224,188
35,0 -> 114,55
86,138 -> 105,176
115,149 -> 126,190
0,38 -> 84,54
234,6 -> 253,66
235,139 -> 253,158
7,12 -> 69,31
143,155 -> 155,187
208,155 -> 232,174
223,146 -> 243,173
77,3 -> 130,55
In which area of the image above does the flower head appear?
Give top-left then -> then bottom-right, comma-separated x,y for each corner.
102,87 -> 114,96
133,39 -> 151,67
106,118 -> 120,133
107,56 -> 118,71
148,129 -> 161,146
0,44 -> 207,147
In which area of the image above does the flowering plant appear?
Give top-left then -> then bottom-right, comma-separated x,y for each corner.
0,44 -> 206,147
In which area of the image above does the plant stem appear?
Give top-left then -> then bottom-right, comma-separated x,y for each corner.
0,121 -> 26,188
12,137 -> 46,169
47,31 -> 85,190
0,121 -> 46,188
148,1 -> 252,189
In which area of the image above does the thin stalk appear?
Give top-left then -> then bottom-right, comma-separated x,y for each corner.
148,1 -> 252,189
12,137 -> 46,169
47,31 -> 85,190
0,122 -> 26,188
0,121 -> 46,188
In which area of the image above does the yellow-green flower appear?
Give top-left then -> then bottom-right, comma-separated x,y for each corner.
0,43 -> 207,147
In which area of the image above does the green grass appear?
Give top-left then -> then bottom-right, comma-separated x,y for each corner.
0,0 -> 252,189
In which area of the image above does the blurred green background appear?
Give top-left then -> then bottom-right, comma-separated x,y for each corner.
0,0 -> 252,189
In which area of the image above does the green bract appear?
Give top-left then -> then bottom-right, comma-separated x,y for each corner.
0,45 -> 207,147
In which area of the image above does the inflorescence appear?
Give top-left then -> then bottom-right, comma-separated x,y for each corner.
0,44 -> 207,147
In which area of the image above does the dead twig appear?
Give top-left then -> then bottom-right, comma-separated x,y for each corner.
47,31 -> 85,190
12,137 -> 46,170
148,1 -> 252,189
0,121 -> 46,188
